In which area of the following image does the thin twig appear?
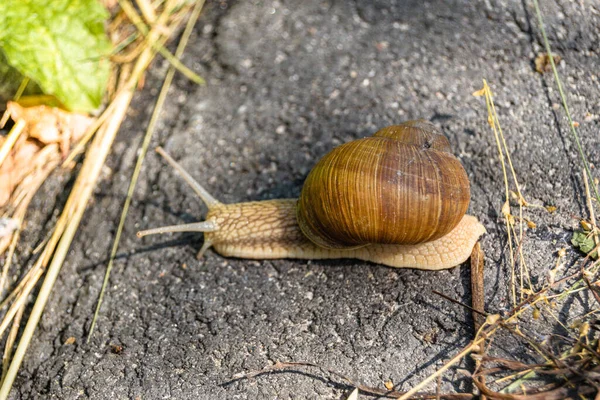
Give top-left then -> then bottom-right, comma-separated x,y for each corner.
584,169 -> 599,247
229,361 -> 473,400
475,376 -> 595,400
470,242 -> 486,330
118,0 -> 204,84
0,225 -> 21,299
0,268 -> 43,340
1,305 -> 24,382
469,241 -> 487,399
432,290 -> 487,318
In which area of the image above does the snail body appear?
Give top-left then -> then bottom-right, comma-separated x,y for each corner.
138,120 -> 485,270
203,199 -> 483,270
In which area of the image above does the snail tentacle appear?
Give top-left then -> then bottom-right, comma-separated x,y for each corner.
155,146 -> 221,208
139,147 -> 222,256
136,220 -> 218,238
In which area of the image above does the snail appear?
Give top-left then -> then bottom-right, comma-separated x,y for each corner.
137,120 -> 485,270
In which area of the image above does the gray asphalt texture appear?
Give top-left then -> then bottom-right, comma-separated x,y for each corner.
10,0 -> 600,399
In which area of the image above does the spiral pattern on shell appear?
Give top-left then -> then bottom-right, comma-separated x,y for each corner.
296,120 -> 471,249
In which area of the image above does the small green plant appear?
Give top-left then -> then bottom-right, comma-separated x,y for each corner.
0,0 -> 111,112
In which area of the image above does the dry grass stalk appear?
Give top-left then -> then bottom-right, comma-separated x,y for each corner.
0,1 -> 202,397
1,305 -> 23,382
584,169 -> 599,248
471,242 -> 486,331
470,242 -> 487,400
474,81 -> 533,306
231,360 -> 474,400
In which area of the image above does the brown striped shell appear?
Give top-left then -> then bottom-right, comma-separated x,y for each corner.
296,120 -> 470,249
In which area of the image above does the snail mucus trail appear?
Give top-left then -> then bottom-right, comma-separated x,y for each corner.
137,120 -> 485,270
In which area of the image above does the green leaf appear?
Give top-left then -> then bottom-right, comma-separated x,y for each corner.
0,0 -> 111,112
571,231 -> 598,259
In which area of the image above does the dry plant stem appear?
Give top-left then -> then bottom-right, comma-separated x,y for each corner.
507,222 -> 533,290
0,151 -> 60,292
481,80 -> 531,303
538,302 -> 570,333
231,361 -> 473,400
431,291 -> 487,322
1,305 -> 23,381
469,242 -> 487,400
3,143 -> 60,218
482,81 -> 517,306
88,0 -> 206,341
582,265 -> 600,307
111,35 -> 146,64
397,343 -> 481,400
136,0 -> 157,23
0,265 -> 41,311
499,325 -> 570,376
470,242 -> 485,330
584,169 -> 599,247
475,378 -> 596,400
489,97 -> 527,203
494,322 -> 599,392
0,229 -> 20,299
0,18 -> 167,392
0,268 -> 43,340
551,334 -> 600,361
119,0 -> 204,84
532,0 -> 600,205
0,119 -> 25,168
476,356 -> 539,374
517,205 -> 526,296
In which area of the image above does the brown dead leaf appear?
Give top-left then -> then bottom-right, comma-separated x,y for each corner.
0,102 -> 96,207
535,53 -> 562,74
7,101 -> 94,156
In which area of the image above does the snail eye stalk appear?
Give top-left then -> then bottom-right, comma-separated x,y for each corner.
155,146 -> 221,209
136,220 -> 218,238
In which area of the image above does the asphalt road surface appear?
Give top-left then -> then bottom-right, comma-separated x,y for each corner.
11,0 -> 600,398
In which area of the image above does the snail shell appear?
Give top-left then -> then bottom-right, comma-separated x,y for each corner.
296,120 -> 471,249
